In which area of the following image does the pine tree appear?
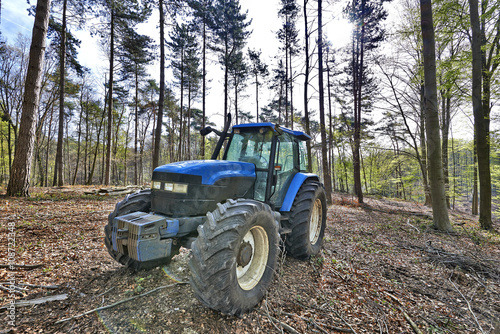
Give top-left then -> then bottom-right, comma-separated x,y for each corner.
49,0 -> 85,187
119,28 -> 154,185
96,0 -> 151,185
7,0 -> 52,196
318,0 -> 332,204
248,49 -> 269,120
187,0 -> 212,159
229,50 -> 248,124
208,0 -> 251,123
168,22 -> 200,160
277,0 -> 300,128
343,0 -> 389,203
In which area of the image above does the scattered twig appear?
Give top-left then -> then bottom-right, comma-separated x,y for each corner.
96,287 -> 114,297
1,294 -> 68,309
448,277 -> 485,334
0,284 -> 24,296
0,263 -> 43,269
55,282 -> 187,324
281,311 -> 351,333
406,219 -> 420,233
16,283 -> 59,289
384,292 -> 423,334
265,314 -> 299,334
400,309 -> 423,334
314,287 -> 358,334
262,299 -> 284,333
0,282 -> 28,291
360,205 -> 431,218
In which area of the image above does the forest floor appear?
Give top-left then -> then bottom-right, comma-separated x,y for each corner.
0,186 -> 499,334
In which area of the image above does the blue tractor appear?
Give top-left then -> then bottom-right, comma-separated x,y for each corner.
105,115 -> 327,315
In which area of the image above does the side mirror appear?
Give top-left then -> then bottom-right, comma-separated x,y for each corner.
200,126 -> 222,137
200,127 -> 212,136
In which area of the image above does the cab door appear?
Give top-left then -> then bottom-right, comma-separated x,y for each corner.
271,132 -> 299,208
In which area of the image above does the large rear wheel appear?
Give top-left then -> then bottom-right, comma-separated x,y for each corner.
189,199 -> 279,315
284,180 -> 327,259
104,189 -> 178,270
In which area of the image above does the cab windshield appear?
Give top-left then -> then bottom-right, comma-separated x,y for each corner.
225,129 -> 273,170
225,128 -> 274,201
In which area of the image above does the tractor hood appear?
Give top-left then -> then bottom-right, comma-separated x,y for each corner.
151,160 -> 256,217
153,160 -> 256,185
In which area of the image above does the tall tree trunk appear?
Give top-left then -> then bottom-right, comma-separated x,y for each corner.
84,100 -> 89,183
289,45 -> 294,130
285,25 -> 289,128
7,0 -> 51,196
420,0 -> 451,231
441,93 -> 451,207
153,0 -> 165,169
470,0 -> 492,229
303,0 -> 312,172
104,5 -> 114,186
188,85 -> 192,158
201,7 -> 207,159
472,137 -> 478,214
124,114 -> 131,185
255,73 -> 259,120
54,0 -> 67,187
72,83 -> 85,185
352,0 -> 365,204
318,0 -> 332,204
178,58 -> 184,161
234,79 -> 239,125
224,40 -> 229,122
419,83 -> 432,206
45,107 -> 54,187
87,84 -> 107,185
134,66 -> 139,185
65,116 -> 71,182
326,49 -> 335,191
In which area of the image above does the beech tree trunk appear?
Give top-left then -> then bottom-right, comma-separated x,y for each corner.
420,0 -> 452,231
470,0 -> 492,230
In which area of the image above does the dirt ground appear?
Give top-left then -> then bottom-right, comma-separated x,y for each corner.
0,187 -> 499,333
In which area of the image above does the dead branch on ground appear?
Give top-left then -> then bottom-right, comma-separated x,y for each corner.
55,282 -> 187,324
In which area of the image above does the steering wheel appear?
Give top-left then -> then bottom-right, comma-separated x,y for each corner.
241,155 -> 268,168
256,155 -> 268,168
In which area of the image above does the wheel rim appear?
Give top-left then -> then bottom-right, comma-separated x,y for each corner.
236,225 -> 269,291
309,198 -> 323,245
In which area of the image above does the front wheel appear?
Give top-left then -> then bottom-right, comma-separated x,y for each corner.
189,199 -> 279,315
284,179 -> 327,259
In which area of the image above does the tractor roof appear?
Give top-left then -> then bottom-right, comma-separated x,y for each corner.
232,123 -> 311,141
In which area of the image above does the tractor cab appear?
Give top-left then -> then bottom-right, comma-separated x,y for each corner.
223,123 -> 310,210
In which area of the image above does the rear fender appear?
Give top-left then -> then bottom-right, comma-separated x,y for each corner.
279,173 -> 319,212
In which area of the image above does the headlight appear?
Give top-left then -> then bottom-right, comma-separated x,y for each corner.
172,183 -> 188,194
156,182 -> 188,194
